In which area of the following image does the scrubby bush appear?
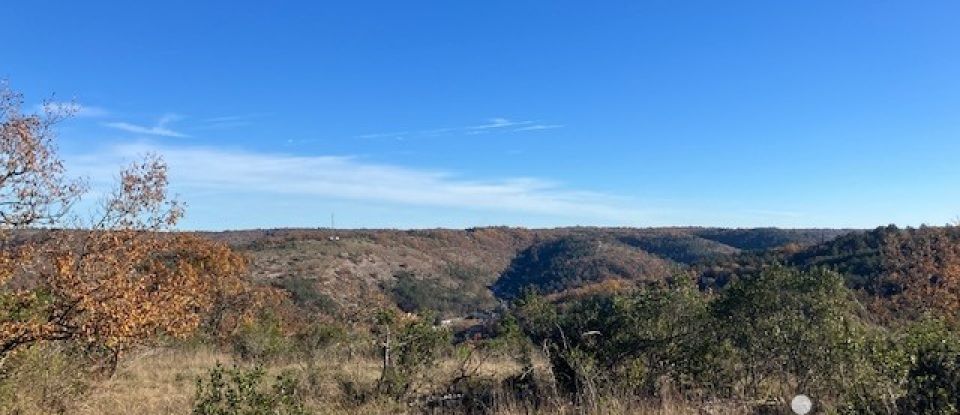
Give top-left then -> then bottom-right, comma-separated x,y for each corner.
511,266 -> 905,411
711,266 -> 862,400
0,344 -> 88,414
230,312 -> 292,362
374,309 -> 452,400
889,319 -> 960,414
388,271 -> 491,317
193,363 -> 308,415
389,271 -> 449,314
274,276 -> 339,316
897,346 -> 960,414
290,321 -> 346,362
514,277 -> 712,405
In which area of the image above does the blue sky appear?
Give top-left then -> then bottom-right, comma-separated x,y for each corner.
3,1 -> 960,229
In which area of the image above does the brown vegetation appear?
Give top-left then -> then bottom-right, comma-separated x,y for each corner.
0,83 -> 254,369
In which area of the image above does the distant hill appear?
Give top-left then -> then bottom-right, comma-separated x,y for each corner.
203,227 -> 857,318
694,225 -> 906,292
206,228 -> 538,318
490,236 -> 676,299
613,231 -> 737,263
695,228 -> 878,290
693,225 -> 960,324
689,227 -> 852,251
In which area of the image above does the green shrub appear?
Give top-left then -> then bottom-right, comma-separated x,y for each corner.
193,363 -> 308,415
292,321 -> 345,359
711,266 -> 861,399
514,266 -> 885,407
230,312 -> 292,361
892,320 -> 960,414
374,310 -> 452,399
0,344 -> 89,414
388,271 -> 488,316
897,346 -> 960,414
835,329 -> 905,415
514,277 -> 712,402
389,271 -> 446,313
275,276 -> 339,315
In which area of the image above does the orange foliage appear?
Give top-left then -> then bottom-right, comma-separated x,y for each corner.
544,278 -> 634,302
880,227 -> 960,323
0,82 -> 254,362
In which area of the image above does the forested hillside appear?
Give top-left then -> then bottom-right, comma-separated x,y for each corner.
696,225 -> 908,291
689,227 -> 851,251
491,236 -> 676,298
206,227 -> 857,318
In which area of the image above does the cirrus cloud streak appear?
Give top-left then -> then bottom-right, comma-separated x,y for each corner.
69,142 -> 647,224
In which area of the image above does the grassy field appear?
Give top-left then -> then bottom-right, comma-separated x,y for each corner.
0,341 -> 761,415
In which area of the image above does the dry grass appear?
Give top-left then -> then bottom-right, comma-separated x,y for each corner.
1,344 -> 759,415
75,347 -> 232,415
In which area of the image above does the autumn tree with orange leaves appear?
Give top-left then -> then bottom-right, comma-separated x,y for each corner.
0,82 -> 253,367
880,227 -> 960,324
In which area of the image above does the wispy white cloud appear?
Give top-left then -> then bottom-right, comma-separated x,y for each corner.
69,142 -> 644,223
197,113 -> 270,130
358,117 -> 562,140
465,117 -> 532,130
103,114 -> 188,137
513,124 -> 564,132
356,131 -> 411,139
37,102 -> 109,118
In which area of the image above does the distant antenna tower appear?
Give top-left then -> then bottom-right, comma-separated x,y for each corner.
328,212 -> 340,241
